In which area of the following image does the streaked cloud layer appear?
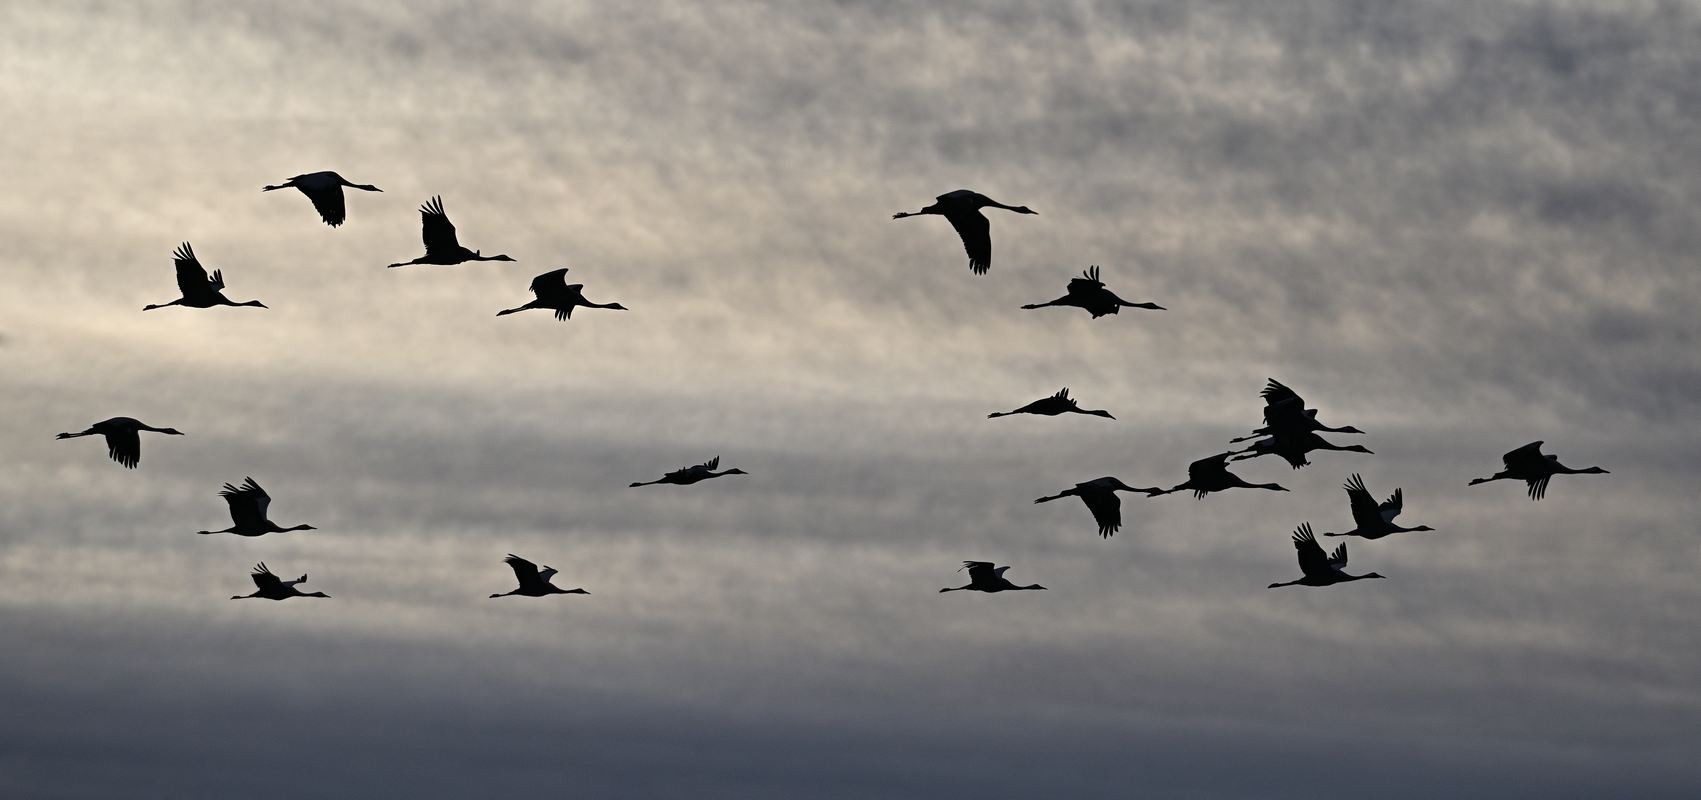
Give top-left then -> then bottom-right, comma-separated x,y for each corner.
3,1 -> 1698,797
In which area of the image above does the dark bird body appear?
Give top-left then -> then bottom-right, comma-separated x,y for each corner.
629,456 -> 748,487
1267,523 -> 1385,588
387,196 -> 515,268
197,477 -> 316,536
892,189 -> 1035,275
262,171 -> 381,227
1230,379 -> 1364,443
939,561 -> 1046,593
230,562 -> 329,600
988,387 -> 1114,420
1324,474 -> 1432,539
1153,453 -> 1287,499
55,416 -> 184,468
1468,441 -> 1608,500
142,243 -> 267,311
1034,477 -> 1161,538
490,554 -> 589,598
497,268 -> 627,320
1022,265 -> 1163,318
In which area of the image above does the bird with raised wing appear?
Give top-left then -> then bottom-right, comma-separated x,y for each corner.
262,171 -> 381,227
196,477 -> 317,537
988,387 -> 1114,420
939,561 -> 1046,593
489,554 -> 589,598
1152,453 -> 1287,499
1034,477 -> 1162,538
1267,523 -> 1385,588
1229,430 -> 1373,469
142,243 -> 267,311
55,417 -> 184,469
629,456 -> 748,487
1230,379 -> 1364,443
892,189 -> 1036,275
1021,265 -> 1164,318
1323,474 -> 1433,539
1468,441 -> 1609,500
230,562 -> 329,600
497,268 -> 628,320
386,196 -> 515,268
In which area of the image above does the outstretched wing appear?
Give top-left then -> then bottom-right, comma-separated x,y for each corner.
419,196 -> 461,255
1378,487 -> 1403,523
943,208 -> 991,274
1066,266 -> 1106,296
304,185 -> 347,227
1188,453 -> 1230,482
1502,441 -> 1547,472
1080,491 -> 1123,538
172,242 -> 215,301
1261,379 -> 1304,409
1291,523 -> 1331,578
529,268 -> 569,298
220,477 -> 272,527
1328,542 -> 1349,571
250,562 -> 283,591
103,427 -> 142,469
1343,474 -> 1381,529
960,561 -> 997,584
696,456 -> 721,472
503,554 -> 542,588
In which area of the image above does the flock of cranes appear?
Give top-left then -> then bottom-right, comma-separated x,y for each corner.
52,177 -> 1612,599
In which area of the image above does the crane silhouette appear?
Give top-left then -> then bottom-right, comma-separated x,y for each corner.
142,243 -> 267,311
939,561 -> 1046,593
230,562 -> 329,600
1152,453 -> 1287,498
386,196 -> 515,268
1229,379 -> 1364,443
629,456 -> 748,487
262,171 -> 381,227
55,417 -> 184,469
1034,477 -> 1162,538
1267,523 -> 1385,588
489,554 -> 589,598
497,268 -> 628,320
892,189 -> 1035,275
196,477 -> 317,536
1468,441 -> 1609,500
1021,265 -> 1164,318
988,387 -> 1115,420
1229,430 -> 1373,469
1323,474 -> 1433,538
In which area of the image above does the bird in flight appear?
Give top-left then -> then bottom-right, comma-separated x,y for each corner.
497,268 -> 628,320
1323,474 -> 1433,539
230,562 -> 330,600
1151,453 -> 1288,499
142,243 -> 267,311
1229,379 -> 1364,443
1468,441 -> 1609,500
1034,477 -> 1162,538
1267,523 -> 1385,588
489,554 -> 589,598
939,561 -> 1046,593
629,456 -> 748,487
1229,430 -> 1373,469
387,196 -> 516,268
988,387 -> 1115,420
892,189 -> 1036,275
196,477 -> 317,536
55,417 -> 184,469
262,171 -> 382,227
1021,265 -> 1164,318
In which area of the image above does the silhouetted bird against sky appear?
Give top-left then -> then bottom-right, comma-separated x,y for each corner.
142,243 -> 267,311
386,196 -> 515,268
629,456 -> 748,487
1230,379 -> 1365,443
1153,453 -> 1287,499
55,417 -> 183,469
230,562 -> 329,600
1034,477 -> 1162,538
489,554 -> 588,598
1267,523 -> 1385,588
196,477 -> 316,537
939,561 -> 1046,593
262,171 -> 381,227
1229,430 -> 1373,469
892,189 -> 1035,275
988,387 -> 1114,420
1468,441 -> 1609,500
1324,474 -> 1433,539
1021,265 -> 1164,318
497,268 -> 628,320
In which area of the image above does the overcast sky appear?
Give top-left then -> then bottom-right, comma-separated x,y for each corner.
3,1 -> 1699,797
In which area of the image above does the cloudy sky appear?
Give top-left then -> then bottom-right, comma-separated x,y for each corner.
3,1 -> 1699,796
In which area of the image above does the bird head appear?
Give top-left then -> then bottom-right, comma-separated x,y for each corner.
242,300 -> 269,308
607,303 -> 630,311
289,524 -> 318,531
1411,525 -> 1436,532
1364,573 -> 1386,580
1581,466 -> 1610,474
568,588 -> 590,595
306,592 -> 331,598
1088,409 -> 1115,419
725,468 -> 749,476
1338,426 -> 1366,434
1013,206 -> 1038,215
1467,477 -> 1490,486
1346,445 -> 1375,454
1025,584 -> 1048,590
159,428 -> 186,436
229,595 -> 245,600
